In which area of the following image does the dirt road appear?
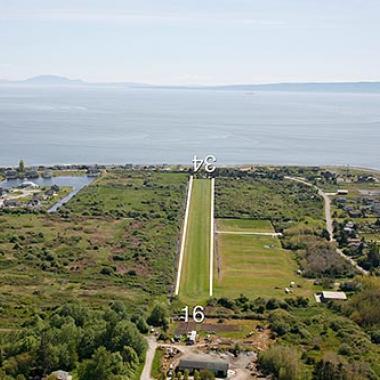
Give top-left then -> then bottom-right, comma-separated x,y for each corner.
141,336 -> 158,380
284,176 -> 369,276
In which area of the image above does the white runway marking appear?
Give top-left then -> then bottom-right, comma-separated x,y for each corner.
216,231 -> 282,237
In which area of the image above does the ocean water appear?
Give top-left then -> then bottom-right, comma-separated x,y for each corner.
0,86 -> 379,169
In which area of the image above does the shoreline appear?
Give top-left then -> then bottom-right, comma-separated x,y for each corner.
1,162 -> 380,174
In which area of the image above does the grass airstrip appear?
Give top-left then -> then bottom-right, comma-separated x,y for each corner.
179,178 -> 212,304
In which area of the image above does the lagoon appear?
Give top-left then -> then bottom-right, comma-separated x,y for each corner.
0,176 -> 94,212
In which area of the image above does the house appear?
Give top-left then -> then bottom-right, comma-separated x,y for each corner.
336,197 -> 347,204
42,170 -> 53,178
348,210 -> 362,218
19,180 -> 39,189
46,185 -> 60,196
3,200 -> 21,208
321,171 -> 336,180
45,189 -> 55,196
357,175 -> 377,183
46,370 -> 72,380
25,170 -> 39,178
372,202 -> 380,217
337,189 -> 349,195
186,330 -> 197,345
27,199 -> 41,209
177,355 -> 229,378
86,168 -> 101,177
315,291 -> 347,303
5,170 -> 18,179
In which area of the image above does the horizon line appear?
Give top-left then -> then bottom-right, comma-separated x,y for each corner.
1,75 -> 380,87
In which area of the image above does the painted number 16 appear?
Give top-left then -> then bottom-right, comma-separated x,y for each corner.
193,154 -> 217,173
181,305 -> 205,323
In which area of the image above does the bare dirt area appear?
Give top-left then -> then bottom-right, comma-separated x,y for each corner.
164,319 -> 273,379
155,341 -> 270,380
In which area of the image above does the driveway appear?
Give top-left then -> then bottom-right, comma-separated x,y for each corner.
141,336 -> 158,380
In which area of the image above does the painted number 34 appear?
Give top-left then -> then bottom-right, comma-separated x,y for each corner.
193,154 -> 217,173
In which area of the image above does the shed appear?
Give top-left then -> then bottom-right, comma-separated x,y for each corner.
177,355 -> 229,378
186,330 -> 197,345
320,291 -> 347,301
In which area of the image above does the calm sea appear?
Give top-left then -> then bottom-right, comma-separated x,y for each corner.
0,86 -> 379,169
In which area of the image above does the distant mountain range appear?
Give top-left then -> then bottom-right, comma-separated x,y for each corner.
1,75 -> 380,92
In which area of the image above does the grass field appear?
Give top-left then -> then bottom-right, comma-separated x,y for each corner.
63,170 -> 187,219
217,218 -> 274,233
214,219 -> 313,299
0,171 -> 188,328
215,177 -> 324,231
179,178 -> 211,304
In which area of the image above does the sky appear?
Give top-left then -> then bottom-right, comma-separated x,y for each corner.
0,0 -> 379,85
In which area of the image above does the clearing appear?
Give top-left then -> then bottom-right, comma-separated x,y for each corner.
214,218 -> 313,299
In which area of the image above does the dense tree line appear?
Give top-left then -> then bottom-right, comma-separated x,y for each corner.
0,302 -> 149,380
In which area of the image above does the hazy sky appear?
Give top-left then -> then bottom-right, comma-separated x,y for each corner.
1,0 -> 379,84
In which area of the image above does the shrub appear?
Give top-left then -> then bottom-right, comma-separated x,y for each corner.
258,345 -> 302,380
147,304 -> 169,330
100,266 -> 114,275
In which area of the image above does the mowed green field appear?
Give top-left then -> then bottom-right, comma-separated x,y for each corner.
214,219 -> 314,299
179,178 -> 211,304
217,218 -> 274,233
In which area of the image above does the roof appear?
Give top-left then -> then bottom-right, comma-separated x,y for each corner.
178,355 -> 229,372
187,330 -> 197,340
321,291 -> 347,300
50,370 -> 71,380
21,180 -> 39,188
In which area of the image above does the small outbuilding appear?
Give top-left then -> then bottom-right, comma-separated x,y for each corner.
177,355 -> 229,378
315,291 -> 347,303
186,330 -> 197,345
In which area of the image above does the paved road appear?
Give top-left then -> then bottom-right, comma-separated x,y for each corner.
141,336 -> 158,380
284,176 -> 369,276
